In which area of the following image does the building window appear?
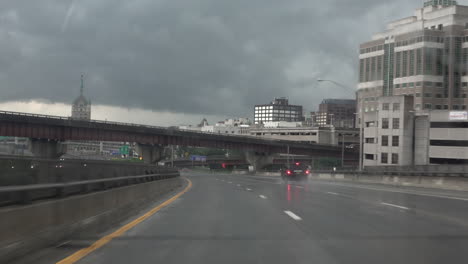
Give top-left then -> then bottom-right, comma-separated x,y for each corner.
382,103 -> 390,110
416,82 -> 422,87
392,153 -> 399,164
382,118 -> 389,129
436,94 -> 442,98
453,105 -> 460,110
365,138 -> 375,144
435,105 -> 442,109
424,104 -> 432,109
392,136 -> 399,146
415,93 -> 421,97
443,105 -> 449,109
393,103 -> 400,111
381,153 -> 388,164
365,154 -> 374,160
392,118 -> 400,129
416,49 -> 422,75
424,93 -> 432,98
382,135 -> 389,146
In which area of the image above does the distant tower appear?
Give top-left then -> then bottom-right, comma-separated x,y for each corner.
71,74 -> 91,120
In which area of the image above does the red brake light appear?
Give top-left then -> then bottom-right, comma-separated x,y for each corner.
286,170 -> 292,175
305,170 -> 310,174
295,162 -> 300,166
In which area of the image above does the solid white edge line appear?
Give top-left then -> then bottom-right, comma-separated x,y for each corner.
246,188 -> 252,191
327,192 -> 339,195
317,182 -> 468,202
284,210 -> 302,221
259,195 -> 267,199
381,202 -> 410,210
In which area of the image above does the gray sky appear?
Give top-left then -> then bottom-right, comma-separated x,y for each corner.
0,0 -> 426,124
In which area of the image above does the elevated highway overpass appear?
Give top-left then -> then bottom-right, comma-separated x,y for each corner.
0,111 -> 358,168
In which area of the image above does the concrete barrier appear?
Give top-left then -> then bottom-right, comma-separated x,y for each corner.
310,172 -> 468,191
0,177 -> 184,263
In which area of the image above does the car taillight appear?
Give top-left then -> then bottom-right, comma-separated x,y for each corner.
305,170 -> 310,174
286,170 -> 292,175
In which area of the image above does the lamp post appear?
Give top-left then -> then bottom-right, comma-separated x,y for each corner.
317,79 -> 355,98
317,79 -> 362,170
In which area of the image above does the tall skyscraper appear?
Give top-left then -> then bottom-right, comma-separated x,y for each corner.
71,74 -> 91,120
358,1 -> 468,114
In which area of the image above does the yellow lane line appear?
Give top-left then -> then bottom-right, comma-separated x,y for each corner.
56,178 -> 193,264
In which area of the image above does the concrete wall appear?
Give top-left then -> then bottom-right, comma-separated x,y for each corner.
0,156 -> 167,186
309,172 -> 468,191
0,177 -> 183,264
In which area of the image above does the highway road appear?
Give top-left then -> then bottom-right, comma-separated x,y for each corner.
20,171 -> 468,264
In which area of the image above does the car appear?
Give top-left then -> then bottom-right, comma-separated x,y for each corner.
281,162 -> 310,181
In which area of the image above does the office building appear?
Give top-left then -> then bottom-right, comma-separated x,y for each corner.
363,96 -> 414,166
363,95 -> 468,166
71,75 -> 91,121
358,1 -> 468,115
254,98 -> 304,125
311,99 -> 356,128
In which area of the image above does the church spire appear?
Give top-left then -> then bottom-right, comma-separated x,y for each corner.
80,74 -> 84,96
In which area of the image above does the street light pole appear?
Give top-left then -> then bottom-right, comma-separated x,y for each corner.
359,108 -> 364,171
341,133 -> 345,168
317,78 -> 361,170
317,79 -> 355,98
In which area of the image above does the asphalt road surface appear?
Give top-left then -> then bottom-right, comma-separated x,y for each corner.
24,172 -> 468,264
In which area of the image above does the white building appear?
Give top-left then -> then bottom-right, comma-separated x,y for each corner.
363,95 -> 468,166
358,1 -> 468,116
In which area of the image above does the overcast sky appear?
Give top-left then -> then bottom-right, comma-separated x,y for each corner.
0,0 -> 427,125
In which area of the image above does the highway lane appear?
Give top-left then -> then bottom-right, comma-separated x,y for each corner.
28,171 -> 468,264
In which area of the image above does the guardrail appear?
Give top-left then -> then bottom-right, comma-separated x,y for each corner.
0,172 -> 179,206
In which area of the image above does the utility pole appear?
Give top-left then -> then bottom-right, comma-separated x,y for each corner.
341,133 -> 345,168
171,145 -> 174,168
359,109 -> 364,171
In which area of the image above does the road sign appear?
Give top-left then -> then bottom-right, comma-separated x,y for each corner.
119,145 -> 130,155
190,155 -> 207,162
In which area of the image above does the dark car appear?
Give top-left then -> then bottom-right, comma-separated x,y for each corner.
281,162 -> 310,181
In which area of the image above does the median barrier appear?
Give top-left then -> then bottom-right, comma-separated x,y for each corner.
310,172 -> 468,191
0,174 -> 183,264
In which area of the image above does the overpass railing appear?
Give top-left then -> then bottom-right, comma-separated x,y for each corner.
0,171 -> 179,206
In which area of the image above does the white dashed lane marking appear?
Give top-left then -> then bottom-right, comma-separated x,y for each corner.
381,202 -> 410,210
284,211 -> 302,221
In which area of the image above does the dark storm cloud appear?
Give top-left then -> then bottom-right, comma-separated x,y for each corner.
0,0 -> 421,116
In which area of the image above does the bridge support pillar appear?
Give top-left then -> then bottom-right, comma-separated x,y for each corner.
136,144 -> 164,164
245,151 -> 274,173
28,139 -> 65,159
